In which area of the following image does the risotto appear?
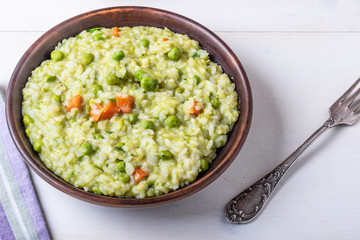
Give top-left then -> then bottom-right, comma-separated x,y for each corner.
22,26 -> 239,198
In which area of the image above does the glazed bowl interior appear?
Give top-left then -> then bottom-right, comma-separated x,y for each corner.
6,6 -> 252,207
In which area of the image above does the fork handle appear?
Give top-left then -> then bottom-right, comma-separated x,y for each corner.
225,118 -> 335,224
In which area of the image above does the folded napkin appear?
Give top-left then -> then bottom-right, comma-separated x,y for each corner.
0,91 -> 50,240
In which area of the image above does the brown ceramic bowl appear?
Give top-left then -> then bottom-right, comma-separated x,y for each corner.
6,6 -> 252,208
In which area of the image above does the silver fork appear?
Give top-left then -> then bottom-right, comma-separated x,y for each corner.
226,78 -> 360,224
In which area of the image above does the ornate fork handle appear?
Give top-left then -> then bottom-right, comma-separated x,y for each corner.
225,118 -> 335,224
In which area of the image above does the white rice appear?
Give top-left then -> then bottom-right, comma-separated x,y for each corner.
22,26 -> 239,198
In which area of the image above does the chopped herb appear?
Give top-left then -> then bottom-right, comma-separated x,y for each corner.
194,75 -> 201,85
90,122 -> 95,128
75,35 -> 82,39
177,68 -> 183,77
86,27 -> 103,33
70,170 -> 75,177
192,52 -> 197,57
209,92 -> 214,99
114,142 -> 125,151
108,98 -> 116,102
105,131 -> 113,134
95,166 -> 104,172
211,98 -> 221,109
93,133 -> 104,139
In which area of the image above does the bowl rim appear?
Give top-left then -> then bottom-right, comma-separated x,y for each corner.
6,6 -> 252,207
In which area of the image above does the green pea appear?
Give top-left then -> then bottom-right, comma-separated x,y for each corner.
114,142 -> 125,151
116,161 -> 126,172
93,33 -> 104,41
45,75 -> 56,82
165,115 -> 180,128
135,70 -> 147,81
175,87 -> 184,93
93,133 -> 104,139
119,173 -> 130,183
80,142 -> 93,156
25,128 -> 30,137
158,150 -> 173,160
141,76 -> 158,91
167,47 -> 181,61
200,159 -> 209,171
194,75 -> 201,85
51,95 -> 61,103
142,120 -> 154,130
92,186 -> 102,194
81,53 -> 94,65
112,50 -> 125,61
139,39 -> 150,48
105,72 -> 120,85
86,27 -> 103,33
51,50 -> 64,61
211,98 -> 221,109
33,139 -> 42,152
128,113 -> 138,124
55,119 -> 64,126
23,114 -> 33,127
91,84 -> 103,96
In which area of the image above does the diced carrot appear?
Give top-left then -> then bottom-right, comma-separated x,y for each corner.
98,101 -> 120,121
116,94 -> 134,113
133,168 -> 148,183
112,27 -> 119,37
66,94 -> 82,112
90,104 -> 103,122
162,38 -> 169,42
189,100 -> 203,115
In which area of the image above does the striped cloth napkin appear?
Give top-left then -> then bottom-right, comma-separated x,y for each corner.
0,91 -> 50,240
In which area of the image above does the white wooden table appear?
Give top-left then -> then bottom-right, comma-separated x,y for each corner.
2,1 -> 360,239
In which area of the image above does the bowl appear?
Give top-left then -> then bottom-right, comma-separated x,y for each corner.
6,6 -> 252,207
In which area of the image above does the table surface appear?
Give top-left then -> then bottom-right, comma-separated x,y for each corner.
2,1 -> 360,239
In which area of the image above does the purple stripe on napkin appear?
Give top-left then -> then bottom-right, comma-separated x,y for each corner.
0,201 -> 16,240
0,90 -> 50,240
0,110 -> 50,239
